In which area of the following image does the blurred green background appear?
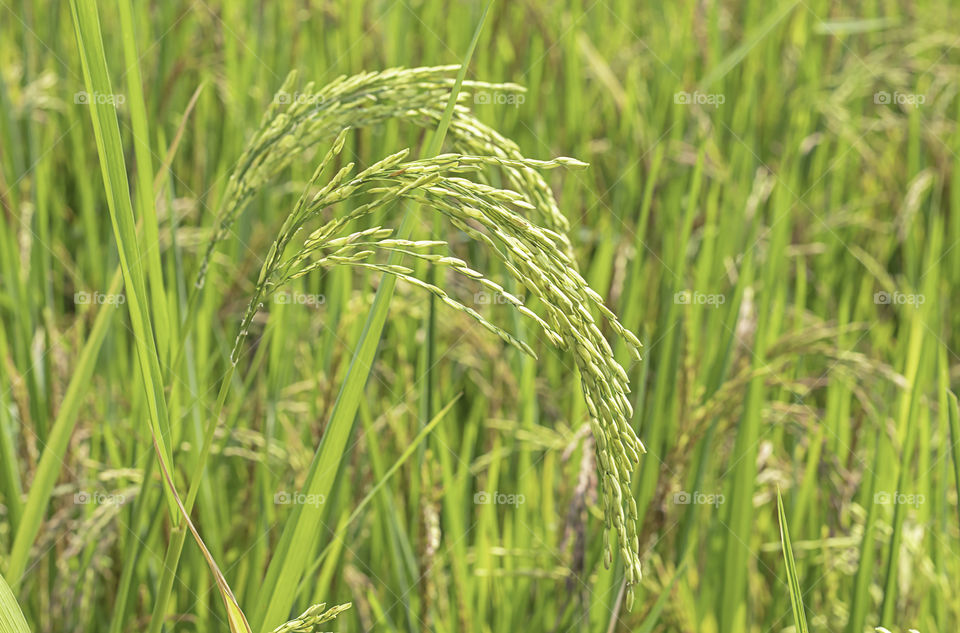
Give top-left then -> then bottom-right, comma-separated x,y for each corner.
2,0 -> 960,632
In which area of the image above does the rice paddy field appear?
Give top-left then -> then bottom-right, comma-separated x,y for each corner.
2,1 -> 960,632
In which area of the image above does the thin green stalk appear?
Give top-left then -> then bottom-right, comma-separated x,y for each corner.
948,391 -> 960,533
145,361 -> 237,633
777,489 -> 809,633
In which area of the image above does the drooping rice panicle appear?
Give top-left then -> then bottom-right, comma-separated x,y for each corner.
269,602 -> 352,633
197,66 -> 536,287
228,122 -> 646,601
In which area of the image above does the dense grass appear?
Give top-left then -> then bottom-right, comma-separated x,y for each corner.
2,1 -> 960,632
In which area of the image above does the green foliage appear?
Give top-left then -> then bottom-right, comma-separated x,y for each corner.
2,1 -> 960,632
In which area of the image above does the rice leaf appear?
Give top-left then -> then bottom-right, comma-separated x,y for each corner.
0,571 -> 29,633
777,488 -> 809,633
948,391 -> 960,533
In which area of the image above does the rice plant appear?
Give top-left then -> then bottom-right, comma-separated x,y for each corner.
211,68 -> 648,610
4,1 -> 960,632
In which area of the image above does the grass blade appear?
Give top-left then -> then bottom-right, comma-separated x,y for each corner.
116,0 -> 170,361
777,488 -> 809,633
0,571 -> 29,633
948,391 -> 960,534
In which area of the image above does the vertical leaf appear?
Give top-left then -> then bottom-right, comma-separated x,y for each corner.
777,488 -> 809,633
948,391 -> 960,533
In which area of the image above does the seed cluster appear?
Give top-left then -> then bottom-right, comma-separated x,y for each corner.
217,67 -> 647,604
198,65 -> 559,286
269,602 -> 352,633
